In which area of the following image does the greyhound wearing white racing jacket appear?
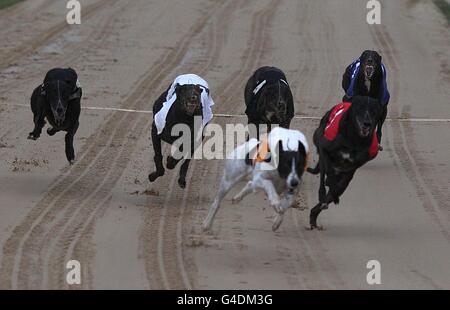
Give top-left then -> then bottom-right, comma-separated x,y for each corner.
202,127 -> 309,232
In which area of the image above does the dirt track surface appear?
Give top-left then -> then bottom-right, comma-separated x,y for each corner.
0,0 -> 449,289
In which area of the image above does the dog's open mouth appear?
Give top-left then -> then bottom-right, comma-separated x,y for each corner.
357,120 -> 371,137
360,125 -> 370,137
365,65 -> 374,79
185,104 -> 200,116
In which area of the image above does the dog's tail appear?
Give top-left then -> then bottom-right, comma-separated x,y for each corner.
307,161 -> 320,175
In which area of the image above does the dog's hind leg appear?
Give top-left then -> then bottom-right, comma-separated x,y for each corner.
307,160 -> 320,175
329,171 -> 355,204
64,121 -> 79,164
202,161 -> 251,232
47,127 -> 59,136
309,202 -> 328,230
149,125 -> 165,182
202,177 -> 235,232
167,155 -> 182,170
232,181 -> 253,204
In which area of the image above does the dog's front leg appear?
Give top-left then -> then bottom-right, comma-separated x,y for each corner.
328,171 -> 355,204
149,124 -> 165,182
178,159 -> 191,189
318,149 -> 329,204
64,121 -> 79,164
28,109 -> 46,140
377,104 -> 388,147
310,149 -> 331,230
254,178 -> 281,213
272,190 -> 297,232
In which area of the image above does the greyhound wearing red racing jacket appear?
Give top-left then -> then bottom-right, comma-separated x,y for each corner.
307,96 -> 382,230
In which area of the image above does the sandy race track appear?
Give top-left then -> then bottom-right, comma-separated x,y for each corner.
0,0 -> 449,289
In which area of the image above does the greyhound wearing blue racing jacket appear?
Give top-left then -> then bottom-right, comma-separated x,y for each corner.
342,50 -> 390,149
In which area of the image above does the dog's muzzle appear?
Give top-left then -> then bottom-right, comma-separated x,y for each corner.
357,119 -> 371,137
288,176 -> 300,193
52,107 -> 66,127
184,101 -> 201,116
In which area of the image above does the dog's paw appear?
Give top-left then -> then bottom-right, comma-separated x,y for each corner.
270,200 -> 281,213
178,178 -> 186,189
166,156 -> 179,170
27,133 -> 39,140
47,128 -> 57,136
148,170 -> 164,182
307,224 -> 325,231
232,196 -> 242,204
272,215 -> 284,232
306,167 -> 319,175
321,203 -> 330,210
201,222 -> 211,233
69,159 -> 75,166
378,144 -> 384,151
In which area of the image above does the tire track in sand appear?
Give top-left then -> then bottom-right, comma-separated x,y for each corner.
370,25 -> 450,243
286,11 -> 347,290
0,0 -> 130,161
281,2 -> 347,289
47,0 -> 226,290
141,0 -> 281,290
0,0 -> 113,70
139,0 -> 250,289
0,1 -> 222,289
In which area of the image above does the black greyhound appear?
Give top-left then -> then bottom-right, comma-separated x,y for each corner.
28,68 -> 82,164
244,66 -> 294,137
148,83 -> 204,189
342,50 -> 390,145
307,96 -> 382,229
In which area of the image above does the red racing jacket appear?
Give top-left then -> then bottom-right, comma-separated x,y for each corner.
324,102 -> 379,159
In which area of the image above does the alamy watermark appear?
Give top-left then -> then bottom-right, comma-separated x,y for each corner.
66,0 -> 81,25
367,0 -> 381,25
167,118 -> 282,171
66,260 -> 81,285
366,259 -> 382,285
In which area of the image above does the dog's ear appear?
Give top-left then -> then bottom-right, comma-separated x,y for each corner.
40,84 -> 46,96
264,140 -> 281,163
298,141 -> 306,157
297,142 -> 308,173
68,87 -> 82,100
361,50 -> 370,59
374,51 -> 382,63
